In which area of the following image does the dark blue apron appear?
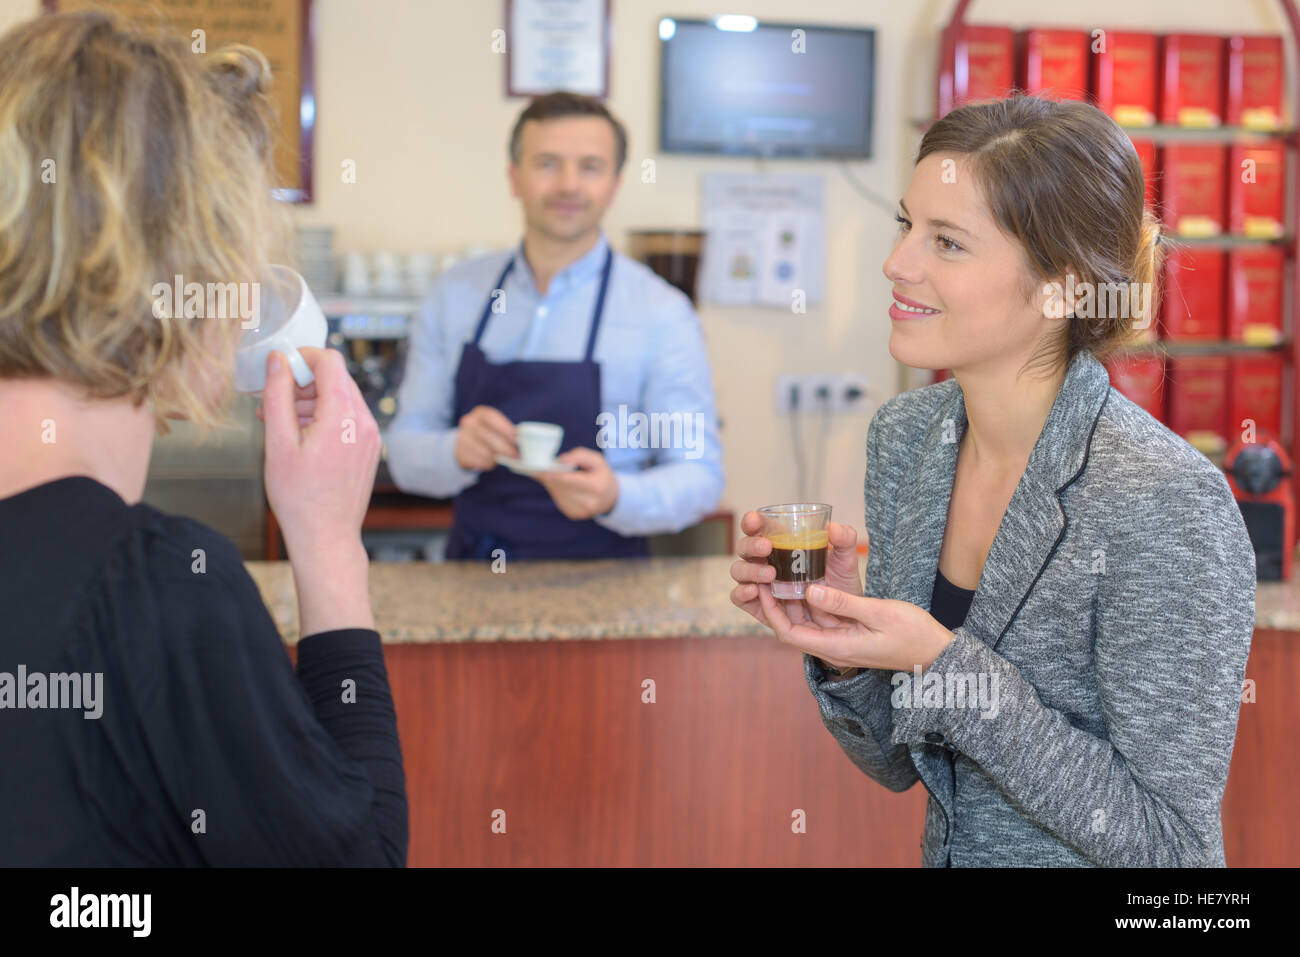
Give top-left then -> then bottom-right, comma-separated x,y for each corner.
445,247 -> 650,561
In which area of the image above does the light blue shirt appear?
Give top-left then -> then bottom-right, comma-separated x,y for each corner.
384,231 -> 725,537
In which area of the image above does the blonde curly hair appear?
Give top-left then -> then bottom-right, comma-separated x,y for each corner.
0,10 -> 292,436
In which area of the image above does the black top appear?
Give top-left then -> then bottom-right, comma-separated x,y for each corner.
0,476 -> 407,865
930,567 -> 976,631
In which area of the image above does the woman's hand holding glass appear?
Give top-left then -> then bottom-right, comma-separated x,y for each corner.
730,510 -> 955,673
730,510 -> 863,628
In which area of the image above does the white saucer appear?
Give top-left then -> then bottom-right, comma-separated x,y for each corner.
495,453 -> 577,476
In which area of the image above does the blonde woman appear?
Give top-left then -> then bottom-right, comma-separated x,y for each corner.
0,12 -> 406,865
731,96 -> 1256,866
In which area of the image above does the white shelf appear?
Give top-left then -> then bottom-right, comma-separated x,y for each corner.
319,295 -> 423,316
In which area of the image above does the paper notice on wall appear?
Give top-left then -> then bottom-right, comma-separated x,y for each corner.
701,210 -> 764,305
700,174 -> 825,308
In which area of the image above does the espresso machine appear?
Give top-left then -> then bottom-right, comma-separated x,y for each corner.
322,303 -> 414,484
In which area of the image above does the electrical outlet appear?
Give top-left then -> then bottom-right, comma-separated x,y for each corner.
803,374 -> 838,410
831,374 -> 871,413
774,374 -> 862,412
774,374 -> 801,413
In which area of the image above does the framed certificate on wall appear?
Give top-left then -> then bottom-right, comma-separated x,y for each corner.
44,0 -> 317,203
506,0 -> 611,99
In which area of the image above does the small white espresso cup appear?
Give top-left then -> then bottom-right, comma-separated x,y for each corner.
515,422 -> 563,466
233,265 -> 328,393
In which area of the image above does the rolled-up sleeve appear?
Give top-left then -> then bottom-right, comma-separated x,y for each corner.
888,471 -> 1256,866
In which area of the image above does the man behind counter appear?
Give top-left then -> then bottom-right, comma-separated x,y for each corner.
385,92 -> 724,560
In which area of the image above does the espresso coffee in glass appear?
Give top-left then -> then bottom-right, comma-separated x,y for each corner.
758,503 -> 831,599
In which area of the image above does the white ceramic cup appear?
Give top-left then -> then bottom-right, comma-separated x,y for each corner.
406,252 -> 437,294
233,265 -> 328,393
341,251 -> 370,295
373,268 -> 406,296
515,421 -> 563,466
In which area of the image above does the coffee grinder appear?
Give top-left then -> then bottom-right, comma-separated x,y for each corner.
627,230 -> 703,305
1223,431 -> 1294,580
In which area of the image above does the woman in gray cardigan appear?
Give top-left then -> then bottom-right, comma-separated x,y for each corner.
730,96 -> 1257,867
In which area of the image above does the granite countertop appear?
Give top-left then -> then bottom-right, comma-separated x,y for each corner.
245,555 -> 768,644
1253,580 -> 1300,632
244,556 -> 1300,644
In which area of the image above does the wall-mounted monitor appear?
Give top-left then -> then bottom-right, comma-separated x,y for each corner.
658,16 -> 875,159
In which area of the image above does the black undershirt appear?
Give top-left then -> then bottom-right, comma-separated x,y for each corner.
930,566 -> 974,852
930,567 -> 976,631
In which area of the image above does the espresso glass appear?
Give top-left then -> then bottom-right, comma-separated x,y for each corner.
757,503 -> 831,599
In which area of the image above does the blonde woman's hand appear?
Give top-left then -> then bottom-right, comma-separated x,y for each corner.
256,374 -> 317,429
261,346 -> 380,557
729,510 -> 865,630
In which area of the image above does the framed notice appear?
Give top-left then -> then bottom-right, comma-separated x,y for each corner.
506,0 -> 611,99
44,0 -> 317,203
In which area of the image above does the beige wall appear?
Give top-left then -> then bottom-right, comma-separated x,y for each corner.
1,0 -> 1289,541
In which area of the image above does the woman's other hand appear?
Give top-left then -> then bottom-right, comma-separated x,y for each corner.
757,583 -> 955,673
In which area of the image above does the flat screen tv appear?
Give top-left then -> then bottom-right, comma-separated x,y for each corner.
658,17 -> 875,159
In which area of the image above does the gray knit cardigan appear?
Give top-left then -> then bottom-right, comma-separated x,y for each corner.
803,349 -> 1257,866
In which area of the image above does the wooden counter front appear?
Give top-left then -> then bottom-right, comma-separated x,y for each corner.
253,559 -> 1298,867
313,637 -> 928,867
